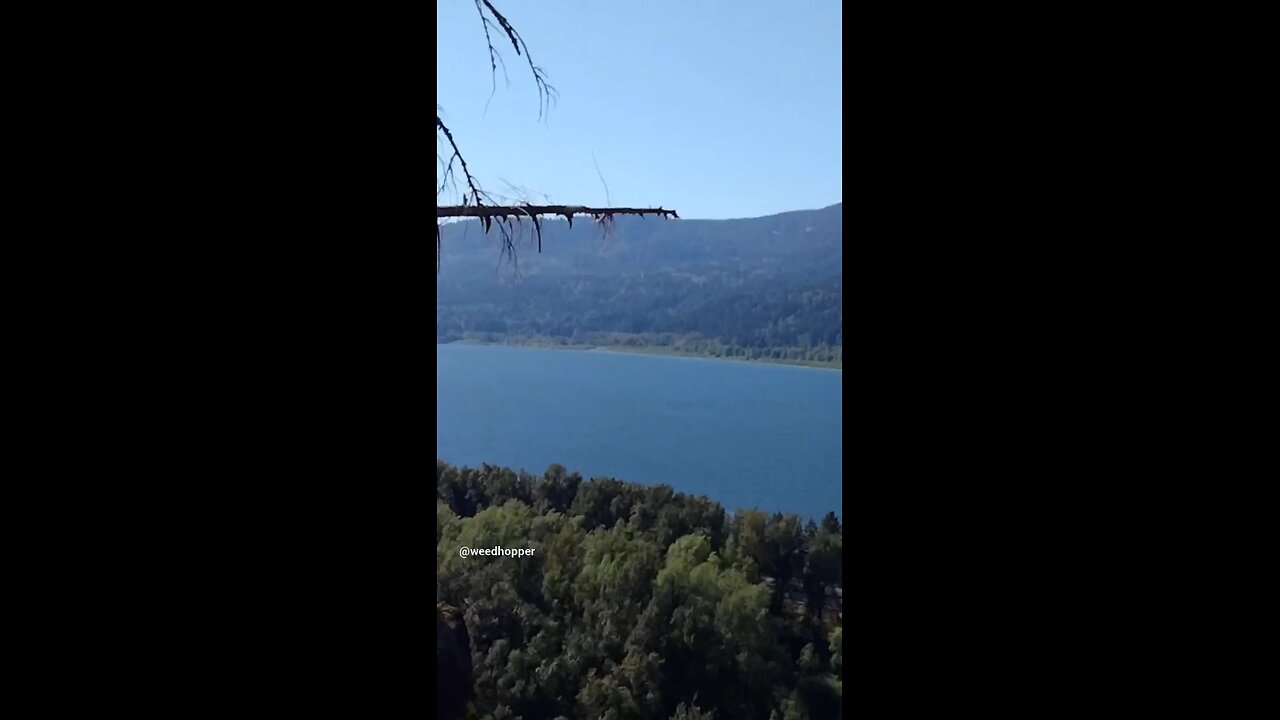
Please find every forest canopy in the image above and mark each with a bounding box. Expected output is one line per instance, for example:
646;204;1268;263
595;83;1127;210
437;460;843;720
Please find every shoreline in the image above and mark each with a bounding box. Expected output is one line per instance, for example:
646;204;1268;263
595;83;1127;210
439;338;842;370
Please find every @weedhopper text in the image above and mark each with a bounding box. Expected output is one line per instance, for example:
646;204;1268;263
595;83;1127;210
459;546;536;558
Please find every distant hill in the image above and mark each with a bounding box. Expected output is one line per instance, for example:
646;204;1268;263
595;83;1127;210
436;204;843;364
438;203;841;276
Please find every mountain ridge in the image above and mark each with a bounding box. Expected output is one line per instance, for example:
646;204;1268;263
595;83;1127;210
436;203;842;364
437;203;841;277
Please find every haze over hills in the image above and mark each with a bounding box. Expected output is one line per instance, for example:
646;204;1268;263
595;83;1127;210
438;203;841;275
436;204;843;365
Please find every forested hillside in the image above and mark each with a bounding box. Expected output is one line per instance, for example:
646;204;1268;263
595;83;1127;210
436;205;842;366
437;461;843;720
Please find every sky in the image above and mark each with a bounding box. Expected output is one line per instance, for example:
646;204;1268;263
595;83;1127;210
437;0;842;220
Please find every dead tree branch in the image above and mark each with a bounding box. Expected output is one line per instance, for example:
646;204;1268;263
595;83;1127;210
475;0;556;119
437;206;678;261
436;115;484;207
436;2;670;272
437;206;679;222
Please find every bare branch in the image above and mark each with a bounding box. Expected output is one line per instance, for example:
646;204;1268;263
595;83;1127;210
474;0;500;101
476;0;557;119
436;206;677;271
436;3;670;274
438;206;679;222
436;115;485;208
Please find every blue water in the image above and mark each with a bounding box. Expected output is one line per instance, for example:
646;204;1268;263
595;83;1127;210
437;343;842;521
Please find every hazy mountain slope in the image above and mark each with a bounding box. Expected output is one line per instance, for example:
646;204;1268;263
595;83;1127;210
436;204;843;360
437;203;841;277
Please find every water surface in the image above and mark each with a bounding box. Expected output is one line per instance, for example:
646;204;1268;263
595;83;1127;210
437;343;842;520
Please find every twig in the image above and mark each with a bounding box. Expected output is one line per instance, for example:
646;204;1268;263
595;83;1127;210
591;151;612;207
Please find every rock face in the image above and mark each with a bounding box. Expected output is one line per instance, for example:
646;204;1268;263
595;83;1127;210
436;603;473;720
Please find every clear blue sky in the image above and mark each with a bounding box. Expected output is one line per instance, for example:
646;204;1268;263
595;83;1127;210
436;0;842;220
